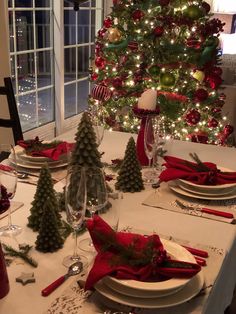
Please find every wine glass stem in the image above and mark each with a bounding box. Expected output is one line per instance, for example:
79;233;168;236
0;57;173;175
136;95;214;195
73;230;79;258
148;158;152;168
7;206;12;228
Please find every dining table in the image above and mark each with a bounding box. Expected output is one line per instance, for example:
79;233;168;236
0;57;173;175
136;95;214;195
1;128;236;314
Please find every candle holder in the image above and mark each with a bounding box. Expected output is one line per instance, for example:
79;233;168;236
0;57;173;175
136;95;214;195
133;106;160;166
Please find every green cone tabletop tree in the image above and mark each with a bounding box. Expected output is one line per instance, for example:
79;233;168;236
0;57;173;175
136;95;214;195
28;164;61;231
67;112;103;208
35;198;64;253
115;137;144;192
89;0;234;145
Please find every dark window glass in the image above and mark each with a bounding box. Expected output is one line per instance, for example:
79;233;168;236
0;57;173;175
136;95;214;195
64;47;76;82
64;10;76;45
78;45;89;78
38;88;54;125
65;83;76;118
78;10;89;44
18;92;37;131
37;50;53;88
15;0;33;7
36;11;51;48
15;11;34;51
17;53;35;93
77;79;89;112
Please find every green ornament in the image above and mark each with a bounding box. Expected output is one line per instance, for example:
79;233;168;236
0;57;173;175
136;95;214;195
160;73;176;87
184;5;203;20
205;36;219;47
148;65;161;76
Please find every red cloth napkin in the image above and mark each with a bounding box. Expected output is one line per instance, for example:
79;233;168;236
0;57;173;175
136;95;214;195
160;156;236;185
84;215;201;291
18;140;73;161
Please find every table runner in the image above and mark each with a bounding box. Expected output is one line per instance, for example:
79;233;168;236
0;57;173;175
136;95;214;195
45;238;225;314
143;183;236;224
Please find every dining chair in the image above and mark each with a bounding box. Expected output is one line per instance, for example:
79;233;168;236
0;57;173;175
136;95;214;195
0;77;23;144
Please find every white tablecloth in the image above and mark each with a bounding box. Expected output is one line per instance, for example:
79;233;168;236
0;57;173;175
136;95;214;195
1;129;236;314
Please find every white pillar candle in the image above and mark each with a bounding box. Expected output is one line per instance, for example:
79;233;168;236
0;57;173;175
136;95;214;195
137;89;157;110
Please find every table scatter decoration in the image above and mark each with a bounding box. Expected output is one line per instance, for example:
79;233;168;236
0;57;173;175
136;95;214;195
16;272;35;286
2;243;38;268
35;198;64;253
28;164;61;232
115;137;144;192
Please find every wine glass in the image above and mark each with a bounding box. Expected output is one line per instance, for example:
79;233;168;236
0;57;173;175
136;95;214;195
0;144;22;236
63;166;88;268
143;116;159;183
79;166;108;252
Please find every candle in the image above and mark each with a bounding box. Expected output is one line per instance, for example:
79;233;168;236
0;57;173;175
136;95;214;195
137;89;157;110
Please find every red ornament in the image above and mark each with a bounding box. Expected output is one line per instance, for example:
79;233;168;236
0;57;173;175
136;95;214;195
185;109;201;125
103;17;112;29
206;74;222;89
189;131;208;144
159;0;170;6
186;37;201;49
211;107;222;114
132;9;144;21
153;26;164;37
95;56;105;69
219;93;226;100
91;84;112;101
97;28;107;38
211;66;222;76
112;77;123;88
202;1;211;14
90;73;98;81
223;125;234;135
194;88;208;102
128;41;139;51
208;118;218;128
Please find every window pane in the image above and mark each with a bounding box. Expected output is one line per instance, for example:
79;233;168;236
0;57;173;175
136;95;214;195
78;46;89;79
15;11;34;51
15;0;33;7
17;53;35;93
90;44;95;60
65;83;76;118
80;1;90;7
35;0;50;7
77;79;89;112
10;55;16;92
64;0;73;7
64;47;76;82
18;92;37;131
9;11;14;52
38;88;54;125
36;11;51;48
91;10;95;42
78;10;89;44
8;0;12;7
37;50;53;88
64;9;76;45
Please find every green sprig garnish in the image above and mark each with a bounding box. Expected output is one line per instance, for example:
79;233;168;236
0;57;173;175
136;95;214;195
2;243;38;268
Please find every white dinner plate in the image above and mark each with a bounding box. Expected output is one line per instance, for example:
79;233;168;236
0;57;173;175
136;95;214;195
95;271;204;309
177;181;236;197
10;158;68;170
178;167;236;194
104;239;195;298
169;183;236;200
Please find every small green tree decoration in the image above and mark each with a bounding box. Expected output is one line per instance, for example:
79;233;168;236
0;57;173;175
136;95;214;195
35;198;63;253
28;163;61;231
68;112;103;208
115;137;144;192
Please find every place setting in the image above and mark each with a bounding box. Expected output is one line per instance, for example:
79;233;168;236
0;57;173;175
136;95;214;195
142;153;236;223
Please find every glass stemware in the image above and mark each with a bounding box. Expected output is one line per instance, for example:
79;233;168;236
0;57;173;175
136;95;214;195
63;166;88;268
0;144;22;236
143;116;159;183
79;166;108;252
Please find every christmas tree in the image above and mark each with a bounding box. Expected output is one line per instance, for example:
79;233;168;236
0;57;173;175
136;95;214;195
28;164;61;231
115;137;144;192
89;0;234;145
35;198;64;253
67;112;103;209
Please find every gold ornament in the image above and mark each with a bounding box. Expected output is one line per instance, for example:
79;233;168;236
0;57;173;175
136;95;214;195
192;70;205;83
107;27;122;43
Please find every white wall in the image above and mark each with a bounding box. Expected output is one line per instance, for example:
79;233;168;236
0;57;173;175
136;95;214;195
0;0;14;144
